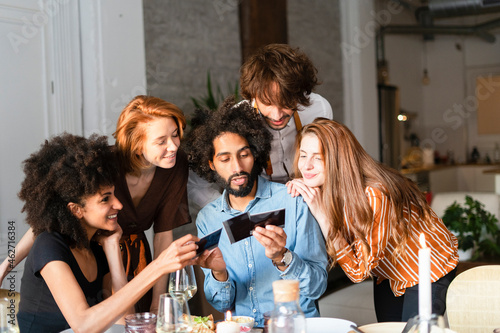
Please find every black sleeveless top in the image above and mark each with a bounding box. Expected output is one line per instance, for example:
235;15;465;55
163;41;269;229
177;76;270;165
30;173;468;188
18;231;109;333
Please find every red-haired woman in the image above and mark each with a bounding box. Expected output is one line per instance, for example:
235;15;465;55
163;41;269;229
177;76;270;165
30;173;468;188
112;95;191;312
287;118;458;322
1;96;191;312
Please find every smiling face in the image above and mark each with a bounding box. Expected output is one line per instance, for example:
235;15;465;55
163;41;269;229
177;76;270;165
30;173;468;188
141;117;180;169
298;133;325;188
209;132;257;198
77;186;123;235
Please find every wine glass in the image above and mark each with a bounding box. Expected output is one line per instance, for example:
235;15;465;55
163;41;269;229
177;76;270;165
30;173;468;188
168;265;197;301
156;292;193;333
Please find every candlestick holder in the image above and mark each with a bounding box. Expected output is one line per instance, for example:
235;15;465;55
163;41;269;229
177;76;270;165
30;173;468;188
403;314;448;333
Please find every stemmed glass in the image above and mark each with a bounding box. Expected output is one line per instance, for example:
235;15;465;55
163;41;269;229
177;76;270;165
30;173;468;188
168;265;197;301
156;292;193;333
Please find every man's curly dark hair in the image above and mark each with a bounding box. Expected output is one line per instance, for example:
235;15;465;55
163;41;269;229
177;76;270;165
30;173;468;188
18;133;118;249
184;97;272;183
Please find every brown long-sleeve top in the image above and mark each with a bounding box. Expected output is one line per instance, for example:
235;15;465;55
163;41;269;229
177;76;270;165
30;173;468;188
336;186;459;296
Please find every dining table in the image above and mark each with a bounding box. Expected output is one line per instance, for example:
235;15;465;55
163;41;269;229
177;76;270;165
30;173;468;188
59;317;462;333
60;324;265;332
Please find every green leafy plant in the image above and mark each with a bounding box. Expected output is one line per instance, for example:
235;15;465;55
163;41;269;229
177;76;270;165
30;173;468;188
442;195;500;261
191;71;239;111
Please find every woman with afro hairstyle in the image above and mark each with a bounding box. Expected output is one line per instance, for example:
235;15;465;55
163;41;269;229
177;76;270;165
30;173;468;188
287;118;458;322
1;96;192;312
16;133;197;333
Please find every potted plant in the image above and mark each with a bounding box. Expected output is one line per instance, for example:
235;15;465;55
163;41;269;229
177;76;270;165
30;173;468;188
442;195;500;261
191;71;239;111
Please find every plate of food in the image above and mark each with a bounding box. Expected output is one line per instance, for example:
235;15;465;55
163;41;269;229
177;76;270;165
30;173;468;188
190;314;216;333
306;317;356;333
189;314;260;333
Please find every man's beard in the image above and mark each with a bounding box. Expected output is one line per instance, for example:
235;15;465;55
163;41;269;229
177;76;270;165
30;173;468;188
214;165;260;198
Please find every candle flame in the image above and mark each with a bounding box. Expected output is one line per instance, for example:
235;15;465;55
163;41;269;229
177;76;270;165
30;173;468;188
419;233;426;248
226;310;232;321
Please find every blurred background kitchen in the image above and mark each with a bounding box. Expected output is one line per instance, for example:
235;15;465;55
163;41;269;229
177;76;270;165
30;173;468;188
1;0;500;292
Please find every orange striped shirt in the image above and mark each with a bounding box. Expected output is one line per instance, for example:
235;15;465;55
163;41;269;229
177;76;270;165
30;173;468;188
336;186;459;296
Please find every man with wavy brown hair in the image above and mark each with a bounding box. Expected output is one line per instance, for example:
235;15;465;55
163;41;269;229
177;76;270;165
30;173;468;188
187;44;333;218
240;43;333;183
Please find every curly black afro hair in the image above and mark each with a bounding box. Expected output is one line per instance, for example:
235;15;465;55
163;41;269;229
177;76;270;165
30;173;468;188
183;96;272;183
18;133;118;248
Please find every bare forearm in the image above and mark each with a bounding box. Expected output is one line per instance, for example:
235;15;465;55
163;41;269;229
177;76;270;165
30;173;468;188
47;234;198;333
102;242;128;294
151;231;174;311
72;261;163;333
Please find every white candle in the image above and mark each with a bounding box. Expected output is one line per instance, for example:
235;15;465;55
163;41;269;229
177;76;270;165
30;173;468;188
418;233;432;321
217;311;240;333
217;321;240;333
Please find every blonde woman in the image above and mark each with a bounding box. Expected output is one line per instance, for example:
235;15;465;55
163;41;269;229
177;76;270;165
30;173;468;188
287;118;458;322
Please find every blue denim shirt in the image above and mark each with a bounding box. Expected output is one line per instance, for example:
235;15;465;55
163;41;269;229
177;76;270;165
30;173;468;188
196;176;328;327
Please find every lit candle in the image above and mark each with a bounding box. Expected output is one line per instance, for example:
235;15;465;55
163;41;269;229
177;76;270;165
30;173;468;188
418;233;432;321
217;311;240;333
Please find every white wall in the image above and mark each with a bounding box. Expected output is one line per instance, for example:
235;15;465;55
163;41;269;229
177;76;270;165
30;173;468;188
81;0;147;139
340;0;379;159
382;6;500;164
0;0;84;290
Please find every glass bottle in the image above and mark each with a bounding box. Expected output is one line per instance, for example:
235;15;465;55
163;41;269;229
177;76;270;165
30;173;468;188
269;280;306;333
471;146;480;163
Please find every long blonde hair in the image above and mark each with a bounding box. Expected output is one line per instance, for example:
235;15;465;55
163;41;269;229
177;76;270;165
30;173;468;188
293;118;432;267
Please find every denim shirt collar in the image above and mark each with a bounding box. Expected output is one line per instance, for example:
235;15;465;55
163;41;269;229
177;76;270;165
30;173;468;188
217;176;272;215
